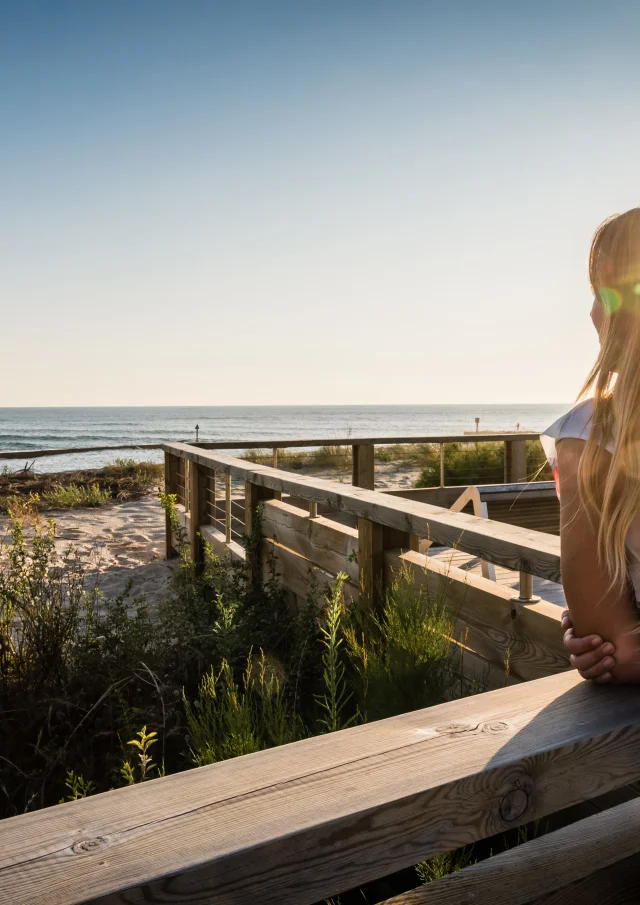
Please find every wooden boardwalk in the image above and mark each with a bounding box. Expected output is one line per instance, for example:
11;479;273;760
429;546;566;607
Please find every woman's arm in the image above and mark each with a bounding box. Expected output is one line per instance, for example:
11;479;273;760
557;437;640;683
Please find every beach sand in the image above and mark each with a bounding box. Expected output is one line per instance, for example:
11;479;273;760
0;463;424;604
0;496;178;604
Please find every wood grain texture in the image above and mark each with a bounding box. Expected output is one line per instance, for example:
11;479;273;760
163;445;561;582
263;537;359;604
5;673;640;905
352;443;375;490
387;550;567;681
380;796;640;905
359;516;385;607
188;462;207;568
505;438;528;483
261;499;359;583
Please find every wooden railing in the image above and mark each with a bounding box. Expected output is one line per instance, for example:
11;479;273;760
0;431;539;485
4;672;640;905
4;444;640;904
164;443;563;688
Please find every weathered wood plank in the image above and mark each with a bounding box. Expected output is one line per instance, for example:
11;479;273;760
505;438;528;483
200;524;245;561
188;461;207;568
261;499;359;583
263;537;359;604
387;550;567;681
352;442;375;489
4;673;640;905
380;796;640;905
163;445;561;582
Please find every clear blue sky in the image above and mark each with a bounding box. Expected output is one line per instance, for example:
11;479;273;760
3;0;640;406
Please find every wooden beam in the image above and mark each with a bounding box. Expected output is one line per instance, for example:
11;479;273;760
359;516;385;609
164;451;179;559
379;796;640;905
5;674;640;905
163;445;561;582
261;499;359;584
188;462;207;569
352;443;375;490
505;439;528;483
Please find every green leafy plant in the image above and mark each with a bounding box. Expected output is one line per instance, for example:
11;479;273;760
120;726;161;784
316;573;357;733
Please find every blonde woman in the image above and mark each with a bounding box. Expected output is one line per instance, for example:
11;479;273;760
544;209;640;683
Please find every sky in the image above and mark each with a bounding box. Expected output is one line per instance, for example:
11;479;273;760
2;0;640;407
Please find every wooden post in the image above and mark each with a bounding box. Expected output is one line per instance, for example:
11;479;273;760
164;452;179;559
309;500;318;518
505;439;527;483
352;443;375;489
245;480;275;584
272;448;282;500
189;461;207;571
383;525;420;554
439;443;445;487
359;517;385;611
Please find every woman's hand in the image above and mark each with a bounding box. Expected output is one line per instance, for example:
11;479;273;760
561;609;616;683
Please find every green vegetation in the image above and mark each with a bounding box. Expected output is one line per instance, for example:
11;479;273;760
0;495;534;903
0;458;165;514
411;440;551;487
242;444;352;472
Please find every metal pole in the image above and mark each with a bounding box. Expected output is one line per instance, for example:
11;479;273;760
514;570;539;603
225;473;232;544
195;424;199;442
439;443;445;488
309;501;318;518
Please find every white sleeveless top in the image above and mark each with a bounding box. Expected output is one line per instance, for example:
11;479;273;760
541;400;640;601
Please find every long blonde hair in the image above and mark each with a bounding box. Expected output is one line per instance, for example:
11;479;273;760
579;208;640;588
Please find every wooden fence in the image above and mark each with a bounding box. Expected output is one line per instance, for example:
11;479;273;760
164;443;564;686
0;431;538;486
6;444;640;903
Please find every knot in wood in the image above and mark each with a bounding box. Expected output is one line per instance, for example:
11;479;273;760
499;787;529;822
434;723;474;736
482;720;509;734
72;836;108;855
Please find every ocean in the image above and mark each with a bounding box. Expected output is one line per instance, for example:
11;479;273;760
0;404;570;472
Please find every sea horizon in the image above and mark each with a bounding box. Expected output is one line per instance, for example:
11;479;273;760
0;403;570;472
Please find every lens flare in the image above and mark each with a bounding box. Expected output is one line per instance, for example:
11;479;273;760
599;286;622;315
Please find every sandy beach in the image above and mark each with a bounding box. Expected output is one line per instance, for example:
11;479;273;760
0;460;426;605
0;496;178;604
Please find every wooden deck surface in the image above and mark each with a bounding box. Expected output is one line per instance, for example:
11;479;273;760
429;546;566;607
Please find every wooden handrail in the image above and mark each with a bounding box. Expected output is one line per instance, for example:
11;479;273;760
163;443;561;581
380;794;640;905
0;432;540;460
3;673;640;905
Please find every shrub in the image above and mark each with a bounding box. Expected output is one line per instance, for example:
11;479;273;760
41;482;111;508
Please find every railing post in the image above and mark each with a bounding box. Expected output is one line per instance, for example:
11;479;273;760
309;501;318;518
359;517;385;611
513;570;540;603
272;447;282;500
439;442;445;487
505;439;527;483
245;480;275;584
164;451;179;559
352;443;375;489
189;460;207;571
